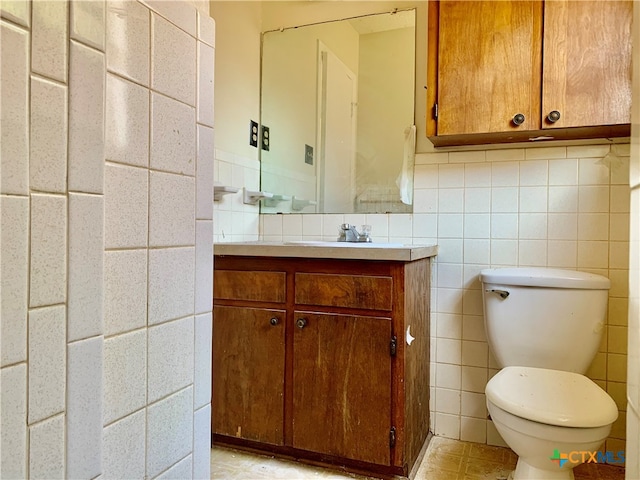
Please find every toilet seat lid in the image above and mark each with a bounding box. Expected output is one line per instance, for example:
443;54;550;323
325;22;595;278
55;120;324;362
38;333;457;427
486;366;618;428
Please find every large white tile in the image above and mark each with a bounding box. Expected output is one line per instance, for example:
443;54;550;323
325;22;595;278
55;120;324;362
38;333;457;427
197;41;214;127
156;455;192;480
197;10;215;47
105;163;148;248
106;0;149;85
67;336;103;479
196;125;214;220
30;194;66;308
151;13;196;106
578;185;610;213
149;171;195;247
195;221;213;315
0;0;30;27
194;313;212;408
105;74;149;167
1;20;29;195
69;40;105;194
148;317;194;402
104;250;147;337
30;77;67;193
29;414;65;480
70;0;105;51
148;247;195;325
0;364;27;479
0;196;28;366
102;410;146;480
28;305;66;423
193;405;211;480
104;329;146;424
150;92;196;175
147;387;193;478
31;0;68;81
519;159;548;186
146;0;196;37
68;193;104;342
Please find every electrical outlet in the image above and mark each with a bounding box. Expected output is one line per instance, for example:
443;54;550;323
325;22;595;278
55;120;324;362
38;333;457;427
305;144;314;165
261;125;270;151
249;120;259;147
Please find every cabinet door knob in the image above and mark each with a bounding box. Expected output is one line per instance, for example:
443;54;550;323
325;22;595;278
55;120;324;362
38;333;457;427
269;317;279;326
512;113;525;126
547;110;561;123
296;318;307;329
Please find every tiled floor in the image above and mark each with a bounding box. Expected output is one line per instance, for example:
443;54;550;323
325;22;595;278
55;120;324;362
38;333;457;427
211;436;626;479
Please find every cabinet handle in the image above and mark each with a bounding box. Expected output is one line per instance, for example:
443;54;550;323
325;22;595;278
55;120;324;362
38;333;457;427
269;317;279;326
296;318;307;329
512;113;525;126
547;110;561;123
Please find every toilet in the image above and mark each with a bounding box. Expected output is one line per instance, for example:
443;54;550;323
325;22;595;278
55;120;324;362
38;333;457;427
480;267;619;480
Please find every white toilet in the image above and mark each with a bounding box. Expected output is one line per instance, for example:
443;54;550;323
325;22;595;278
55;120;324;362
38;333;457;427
480;267;619;480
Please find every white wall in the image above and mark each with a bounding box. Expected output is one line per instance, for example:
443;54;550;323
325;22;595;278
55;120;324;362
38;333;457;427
625;2;640;478
0;1;214;478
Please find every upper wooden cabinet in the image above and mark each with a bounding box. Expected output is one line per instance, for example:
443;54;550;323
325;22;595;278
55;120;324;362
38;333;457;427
427;0;632;147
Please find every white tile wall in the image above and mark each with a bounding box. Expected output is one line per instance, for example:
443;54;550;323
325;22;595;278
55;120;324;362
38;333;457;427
1;2;214;479
28;305;66;424
105;73;150;167
103;329;147;425
29;414;65;480
0;364;27;479
104;250;148;337
148;317;195;402
193;404;212;479
30;77;67;193
151;92;196;175
102;410;146;480
68;193;104;342
106;0;150;86
149;171;196;246
1;20;29;195
68;40;105;194
31;0;67;82
194;313;213;408
0;195;28;366
105;163;149;248
151;13;196;106
147;387;194;478
29;194;66;308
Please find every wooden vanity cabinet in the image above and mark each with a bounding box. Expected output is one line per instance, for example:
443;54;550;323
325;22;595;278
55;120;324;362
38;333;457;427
212;255;431;478
427;0;632;147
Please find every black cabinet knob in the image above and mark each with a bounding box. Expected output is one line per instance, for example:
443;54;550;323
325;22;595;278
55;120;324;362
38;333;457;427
547;110;561;123
269;317;279;326
512;113;525;126
296;318;307;329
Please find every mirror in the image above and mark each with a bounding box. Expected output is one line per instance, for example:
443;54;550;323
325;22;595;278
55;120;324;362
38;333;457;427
259;10;416;214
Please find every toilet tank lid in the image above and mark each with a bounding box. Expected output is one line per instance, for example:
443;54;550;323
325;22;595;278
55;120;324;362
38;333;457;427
479;267;610;289
486;366;618;428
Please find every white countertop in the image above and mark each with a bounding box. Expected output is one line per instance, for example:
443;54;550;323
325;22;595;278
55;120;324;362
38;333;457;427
214;241;438;262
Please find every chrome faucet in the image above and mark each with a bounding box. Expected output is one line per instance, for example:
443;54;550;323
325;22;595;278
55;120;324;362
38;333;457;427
337;224;372;243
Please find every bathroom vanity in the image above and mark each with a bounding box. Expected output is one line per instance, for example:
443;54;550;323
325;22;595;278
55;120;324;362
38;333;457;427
212;242;437;478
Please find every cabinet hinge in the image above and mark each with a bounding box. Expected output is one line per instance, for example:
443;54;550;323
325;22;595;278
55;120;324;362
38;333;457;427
432;103;438;121
389;426;396;448
390;336;397;356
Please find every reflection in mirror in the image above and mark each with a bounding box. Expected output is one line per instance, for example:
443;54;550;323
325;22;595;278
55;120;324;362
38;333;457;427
260;10;416;214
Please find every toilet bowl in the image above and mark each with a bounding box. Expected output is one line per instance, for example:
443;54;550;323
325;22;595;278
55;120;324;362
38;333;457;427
486;366;618;480
479;268;618;480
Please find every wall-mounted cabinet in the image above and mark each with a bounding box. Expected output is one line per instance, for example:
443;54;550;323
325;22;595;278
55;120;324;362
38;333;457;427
426;0;632;147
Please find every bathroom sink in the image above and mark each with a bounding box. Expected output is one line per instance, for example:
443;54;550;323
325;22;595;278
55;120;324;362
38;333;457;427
283;241;405;247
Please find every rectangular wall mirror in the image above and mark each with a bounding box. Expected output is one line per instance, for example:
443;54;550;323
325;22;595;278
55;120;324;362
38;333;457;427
260;9;416;214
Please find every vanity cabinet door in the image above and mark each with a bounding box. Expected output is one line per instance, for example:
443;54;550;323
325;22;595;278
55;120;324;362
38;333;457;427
212;305;286;445
291;311;393;465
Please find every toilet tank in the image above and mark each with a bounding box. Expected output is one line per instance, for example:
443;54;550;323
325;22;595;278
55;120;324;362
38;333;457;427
479;268;610;374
